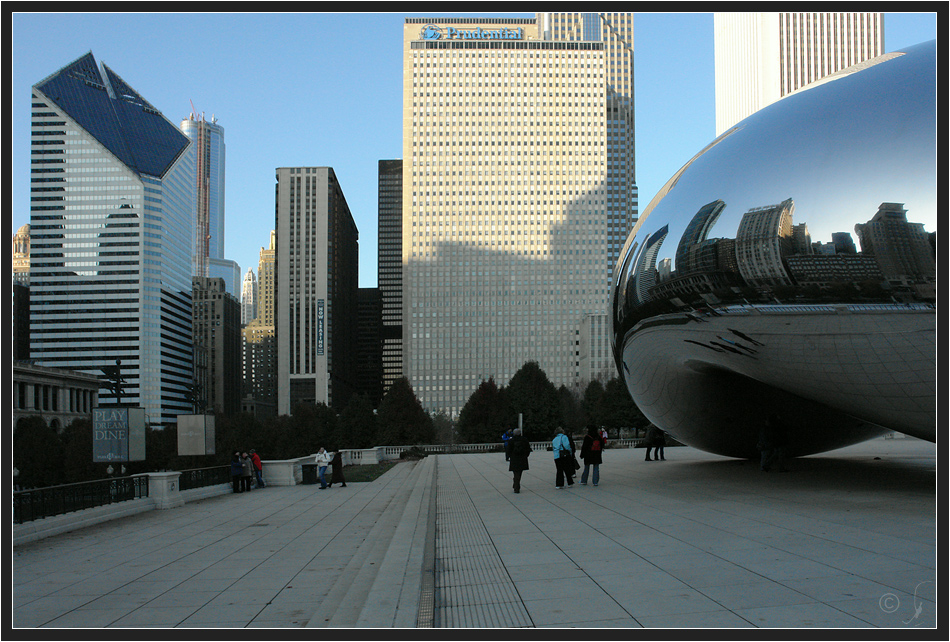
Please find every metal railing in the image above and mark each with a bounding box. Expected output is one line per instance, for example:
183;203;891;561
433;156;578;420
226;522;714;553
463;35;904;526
177;466;230;491
13;475;149;524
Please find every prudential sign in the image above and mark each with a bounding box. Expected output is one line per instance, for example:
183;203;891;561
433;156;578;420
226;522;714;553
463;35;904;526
420;24;524;41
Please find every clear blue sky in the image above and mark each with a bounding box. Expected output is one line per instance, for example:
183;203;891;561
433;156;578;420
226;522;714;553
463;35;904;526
10;12;937;288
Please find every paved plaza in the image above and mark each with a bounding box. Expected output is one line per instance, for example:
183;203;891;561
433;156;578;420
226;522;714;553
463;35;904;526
12;438;937;629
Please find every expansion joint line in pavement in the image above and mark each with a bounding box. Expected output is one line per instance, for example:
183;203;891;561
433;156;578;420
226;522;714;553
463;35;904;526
416;456;438;628
432;456;534;627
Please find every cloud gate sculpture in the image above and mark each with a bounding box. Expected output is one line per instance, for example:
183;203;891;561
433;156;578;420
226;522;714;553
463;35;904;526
610;41;936;459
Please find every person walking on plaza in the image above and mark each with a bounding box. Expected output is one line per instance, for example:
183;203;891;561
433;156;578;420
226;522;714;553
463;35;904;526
240;452;254;492
315;446;332;489
552;428;575;489
502;429;513;461
250;449;265;488
645;424;666;461
328;447;347;488
579;425;604;486
508;428;531;493
230;452;244;493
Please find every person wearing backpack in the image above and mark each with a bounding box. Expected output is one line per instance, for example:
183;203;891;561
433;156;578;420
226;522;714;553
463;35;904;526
552;428;575;489
579;425;604;486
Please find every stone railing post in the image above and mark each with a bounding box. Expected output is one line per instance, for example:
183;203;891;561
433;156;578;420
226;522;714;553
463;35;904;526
261;457;310;486
136;472;184;510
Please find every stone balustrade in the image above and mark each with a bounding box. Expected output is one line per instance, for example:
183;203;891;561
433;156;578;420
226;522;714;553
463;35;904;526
13;439;646;546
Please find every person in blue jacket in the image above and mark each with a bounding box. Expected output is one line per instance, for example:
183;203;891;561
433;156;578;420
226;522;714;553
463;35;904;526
552;428;575;489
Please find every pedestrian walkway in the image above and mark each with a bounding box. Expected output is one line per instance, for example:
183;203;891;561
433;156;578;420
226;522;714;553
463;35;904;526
11;438;936;629
433;438;936;628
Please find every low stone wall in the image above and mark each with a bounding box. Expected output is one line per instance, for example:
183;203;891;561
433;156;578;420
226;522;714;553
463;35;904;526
13;440;650;547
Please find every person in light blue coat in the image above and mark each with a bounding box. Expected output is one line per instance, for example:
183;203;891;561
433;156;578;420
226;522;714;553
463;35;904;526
552;428;575;489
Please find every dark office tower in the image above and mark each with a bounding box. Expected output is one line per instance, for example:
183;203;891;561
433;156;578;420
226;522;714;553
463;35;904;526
276;167;359;414
192;277;242;416
357;287;384;407
29;53;195;424
377;159;403;395
831;232;857;255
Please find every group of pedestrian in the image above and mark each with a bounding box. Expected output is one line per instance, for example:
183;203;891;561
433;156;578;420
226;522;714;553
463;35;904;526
506;425;610;493
644;425;666;461
315;446;347;490
230;449;266;493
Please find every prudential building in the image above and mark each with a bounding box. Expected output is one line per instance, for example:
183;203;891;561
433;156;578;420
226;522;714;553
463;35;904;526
402;14;636;415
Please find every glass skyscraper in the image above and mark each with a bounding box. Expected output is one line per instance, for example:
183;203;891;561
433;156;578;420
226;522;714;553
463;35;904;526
180;112;241;298
29;53;195;425
180;113;226;277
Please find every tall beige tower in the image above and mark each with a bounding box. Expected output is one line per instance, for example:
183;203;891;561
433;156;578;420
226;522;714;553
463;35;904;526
714;12;884;135
402;16;625;414
241;231;277;416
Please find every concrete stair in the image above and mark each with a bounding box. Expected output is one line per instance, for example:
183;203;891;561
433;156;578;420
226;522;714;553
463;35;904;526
306;455;437;628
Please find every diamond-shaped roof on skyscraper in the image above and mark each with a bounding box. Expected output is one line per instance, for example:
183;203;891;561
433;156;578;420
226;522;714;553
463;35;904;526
34;52;190;178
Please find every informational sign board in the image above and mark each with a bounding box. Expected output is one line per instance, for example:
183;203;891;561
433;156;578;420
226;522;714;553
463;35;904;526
177;414;216;456
93;407;146;462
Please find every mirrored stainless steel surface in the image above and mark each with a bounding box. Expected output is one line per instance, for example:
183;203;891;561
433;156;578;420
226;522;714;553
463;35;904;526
611;40;936;459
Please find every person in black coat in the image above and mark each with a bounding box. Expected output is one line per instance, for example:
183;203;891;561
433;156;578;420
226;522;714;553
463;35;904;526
645;425;666;461
230;452;244;493
328;448;347;488
579;425;604;486
508;428;531;494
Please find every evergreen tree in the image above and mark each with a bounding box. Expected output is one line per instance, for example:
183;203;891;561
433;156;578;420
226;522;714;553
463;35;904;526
457;378;511;444
376;377;434;446
582;379;606;428
430;410;456;447
337;393;377;449
59;418;99;483
557;385;584;434
13;416;65;488
505;361;561;442
602;376;649;437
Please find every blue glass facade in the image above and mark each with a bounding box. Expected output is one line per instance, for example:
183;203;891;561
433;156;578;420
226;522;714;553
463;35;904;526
30;53;195;425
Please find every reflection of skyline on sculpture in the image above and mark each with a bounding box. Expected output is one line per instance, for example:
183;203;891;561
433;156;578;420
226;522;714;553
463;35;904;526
624;43;936;250
610;41;936;459
618;197;935;331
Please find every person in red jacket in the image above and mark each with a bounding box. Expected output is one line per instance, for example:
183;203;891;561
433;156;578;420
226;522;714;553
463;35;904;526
250;449;266;488
579;425;604;486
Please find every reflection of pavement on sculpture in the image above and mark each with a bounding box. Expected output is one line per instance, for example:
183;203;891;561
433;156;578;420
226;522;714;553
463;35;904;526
620;305;935;458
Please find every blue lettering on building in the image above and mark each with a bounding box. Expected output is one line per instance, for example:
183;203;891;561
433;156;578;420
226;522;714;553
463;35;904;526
421;25;524;41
